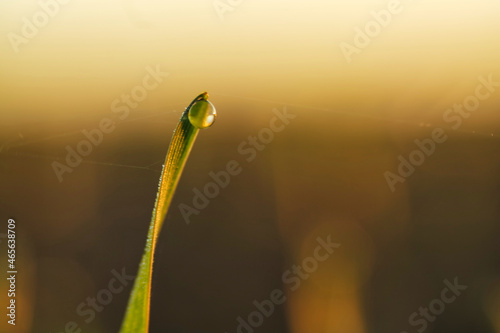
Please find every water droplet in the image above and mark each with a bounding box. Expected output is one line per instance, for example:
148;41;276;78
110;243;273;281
188;99;216;129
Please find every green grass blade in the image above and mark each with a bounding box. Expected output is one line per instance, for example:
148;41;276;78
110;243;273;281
119;92;216;333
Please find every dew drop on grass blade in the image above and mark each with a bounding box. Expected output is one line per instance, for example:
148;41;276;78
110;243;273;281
119;92;216;333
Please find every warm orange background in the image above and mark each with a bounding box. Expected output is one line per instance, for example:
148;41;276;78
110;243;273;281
1;1;500;333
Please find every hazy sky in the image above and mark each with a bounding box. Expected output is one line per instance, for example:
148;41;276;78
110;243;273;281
1;0;499;123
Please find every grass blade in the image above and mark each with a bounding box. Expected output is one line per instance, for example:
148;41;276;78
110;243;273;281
119;92;216;333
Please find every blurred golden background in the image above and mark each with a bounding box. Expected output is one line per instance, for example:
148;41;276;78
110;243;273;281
1;1;500;332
